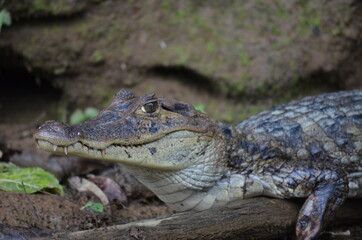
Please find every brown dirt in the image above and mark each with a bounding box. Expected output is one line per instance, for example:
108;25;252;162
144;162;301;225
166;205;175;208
0;123;173;233
0;1;361;239
0;190;172;231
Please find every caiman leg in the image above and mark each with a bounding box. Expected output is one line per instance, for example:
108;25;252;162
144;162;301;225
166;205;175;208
296;168;349;239
256;159;349;240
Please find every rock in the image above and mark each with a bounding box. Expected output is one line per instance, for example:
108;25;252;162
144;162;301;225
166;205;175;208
3;0;89;20
0;1;361;105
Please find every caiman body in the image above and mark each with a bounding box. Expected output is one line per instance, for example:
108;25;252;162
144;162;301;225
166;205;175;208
34;89;362;240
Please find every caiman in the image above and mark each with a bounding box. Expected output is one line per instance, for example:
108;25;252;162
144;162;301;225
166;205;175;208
34;89;362;240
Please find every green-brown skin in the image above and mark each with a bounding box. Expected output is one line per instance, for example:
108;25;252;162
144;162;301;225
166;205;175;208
34;89;362;240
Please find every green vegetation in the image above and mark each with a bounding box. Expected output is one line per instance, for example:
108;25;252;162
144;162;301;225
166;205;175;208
0;9;11;32
0;0;350;113
297;1;321;37
161;1;171;10
33;0;46;11
222;106;234;123
194;104;205;113
206;41;216;53
0;163;63;195
239;51;250;67
69;107;100;124
89;50;105;65
169;45;190;65
31;0;85;16
80;201;104;213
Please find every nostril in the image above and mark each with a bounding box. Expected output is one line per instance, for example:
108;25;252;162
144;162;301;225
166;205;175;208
34;120;76;145
35;120;70;138
76;131;84;139
40;121;67;132
43;120;61;125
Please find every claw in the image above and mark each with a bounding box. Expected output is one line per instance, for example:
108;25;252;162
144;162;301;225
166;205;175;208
100;149;104;157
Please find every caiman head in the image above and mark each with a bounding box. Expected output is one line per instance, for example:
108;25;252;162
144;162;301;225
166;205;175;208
34;89;225;170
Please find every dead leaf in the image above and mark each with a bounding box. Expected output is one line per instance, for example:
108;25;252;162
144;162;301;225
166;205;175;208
68;176;109;205
87;174;128;206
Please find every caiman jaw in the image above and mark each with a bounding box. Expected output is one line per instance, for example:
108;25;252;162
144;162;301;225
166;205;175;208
34;121;212;170
34;89;219;170
35;138;153;157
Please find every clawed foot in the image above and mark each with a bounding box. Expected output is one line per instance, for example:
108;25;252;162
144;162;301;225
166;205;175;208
296;169;348;240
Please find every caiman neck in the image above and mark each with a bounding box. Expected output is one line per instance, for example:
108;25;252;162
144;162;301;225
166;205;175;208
124;137;229;211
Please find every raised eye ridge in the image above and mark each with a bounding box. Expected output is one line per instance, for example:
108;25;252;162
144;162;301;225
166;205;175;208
141;101;159;113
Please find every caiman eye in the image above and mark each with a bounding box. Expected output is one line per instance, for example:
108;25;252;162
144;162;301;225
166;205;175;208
141;101;159;114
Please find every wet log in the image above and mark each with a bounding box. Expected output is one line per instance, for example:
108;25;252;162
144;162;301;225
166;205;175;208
35;198;362;240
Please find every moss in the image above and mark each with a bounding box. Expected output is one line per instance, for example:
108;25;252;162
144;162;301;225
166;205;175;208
1;0;353;108
188;27;198;36
89;50;105;65
161;1;171;10
193;16;207;29
272;24;282;35
231;82;246;97
93;86;114;106
206;41;216;53
169;46;190;65
24;0;87;17
121;48;131;58
331;28;341;36
33;0;46;11
242;72;251;82
219;82;229;96
239;52;250;67
274;2;287;20
75;22;90;34
221;105;234;123
297;2;322;37
95;75;104;82
257;86;266;95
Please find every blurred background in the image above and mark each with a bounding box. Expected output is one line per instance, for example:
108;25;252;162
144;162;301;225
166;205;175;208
0;1;362;238
0;0;361;126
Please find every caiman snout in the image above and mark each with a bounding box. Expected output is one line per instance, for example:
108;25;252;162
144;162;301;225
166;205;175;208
37;120;68;134
34;120;78;146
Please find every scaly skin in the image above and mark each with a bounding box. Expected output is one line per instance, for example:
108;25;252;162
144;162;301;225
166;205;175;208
34;89;362;240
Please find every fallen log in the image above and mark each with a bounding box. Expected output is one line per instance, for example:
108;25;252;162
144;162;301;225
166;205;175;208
35;198;362;240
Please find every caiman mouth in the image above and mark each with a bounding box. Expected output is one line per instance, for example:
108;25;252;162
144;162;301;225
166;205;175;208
34;127;211;170
33;87;217;169
35;138;152;157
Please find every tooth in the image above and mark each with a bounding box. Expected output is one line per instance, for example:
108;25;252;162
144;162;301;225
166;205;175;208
100;149;105;157
53;145;57;152
64;146;68;155
35;140;40;149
